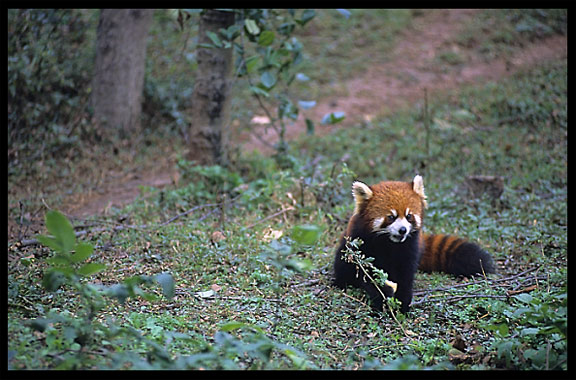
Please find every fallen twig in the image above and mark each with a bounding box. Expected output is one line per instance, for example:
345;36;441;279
411;266;544;307
13;226;132;249
413;266;541;296
507;284;538;296
290;279;321;288
412;293;508;307
158;203;219;226
242;206;295;230
10;196;240;249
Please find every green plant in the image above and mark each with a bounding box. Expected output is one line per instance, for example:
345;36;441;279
176;160;243;200
8;11;567;370
238;9;321;164
484;289;567;370
171;322;314;369
28;210;175;369
180;9;347;165
8;10;96;165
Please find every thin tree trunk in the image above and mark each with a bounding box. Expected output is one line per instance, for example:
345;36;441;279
188;10;235;166
91;9;153;134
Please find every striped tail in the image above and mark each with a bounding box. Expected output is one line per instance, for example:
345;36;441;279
419;234;495;276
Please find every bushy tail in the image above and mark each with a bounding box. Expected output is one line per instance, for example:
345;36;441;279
419;234;495;276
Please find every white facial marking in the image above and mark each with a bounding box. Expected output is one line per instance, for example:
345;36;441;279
385;217;412;243
372;217;385;231
390;209;397;217
413;213;422;227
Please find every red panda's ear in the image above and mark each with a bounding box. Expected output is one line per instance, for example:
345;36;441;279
412;175;428;209
352;181;372;214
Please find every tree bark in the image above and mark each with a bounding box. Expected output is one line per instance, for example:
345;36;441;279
91;9;153;134
188;10;235;166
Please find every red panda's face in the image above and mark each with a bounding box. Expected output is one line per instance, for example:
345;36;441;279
352;176;427;243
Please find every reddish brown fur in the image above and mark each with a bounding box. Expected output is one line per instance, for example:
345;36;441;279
334;177;495;313
357;181;425;229
419;234;464;272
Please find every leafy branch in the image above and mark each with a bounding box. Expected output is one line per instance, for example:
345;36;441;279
340;237;410;337
182;9;348;164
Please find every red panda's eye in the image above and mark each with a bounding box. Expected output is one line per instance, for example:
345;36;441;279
387;215;396;222
406;213;413;222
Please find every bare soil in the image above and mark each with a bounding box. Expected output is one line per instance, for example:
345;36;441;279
240;9;567;153
63;9;568;219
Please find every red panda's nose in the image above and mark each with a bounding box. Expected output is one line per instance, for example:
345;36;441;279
398;226;407;235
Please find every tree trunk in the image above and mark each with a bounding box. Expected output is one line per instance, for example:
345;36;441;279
188;10;235;166
91;9;153;134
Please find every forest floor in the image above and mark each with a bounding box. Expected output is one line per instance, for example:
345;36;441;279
8;9;568;370
58;9;566;221
9;9;567;235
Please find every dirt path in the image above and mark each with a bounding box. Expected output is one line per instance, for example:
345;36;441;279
63;168;175;218
240;9;567;153
66;9;567;218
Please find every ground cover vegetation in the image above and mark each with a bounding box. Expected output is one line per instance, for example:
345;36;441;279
8;9;567;370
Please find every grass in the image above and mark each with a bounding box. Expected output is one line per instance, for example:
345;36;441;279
8;56;567;369
8;9;567;370
456;9;567;60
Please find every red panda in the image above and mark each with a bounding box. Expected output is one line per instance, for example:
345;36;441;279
333;175;495;313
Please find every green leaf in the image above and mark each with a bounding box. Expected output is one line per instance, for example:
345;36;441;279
135;289;158;302
250;86;270;98
258;30;275;46
29;318;51;332
106;284;130;304
154;272;175;299
286;258;314;273
496;340;515;362
523;348;546;368
206;31;223;48
520;327;540;336
220;321;265;334
278;98;298;120
292;224;321;245
70;243;93;263
260;71;277;90
36;235;66;255
245;19;260;35
43;210;76;254
297;9;316;25
321;111;346;124
46;255;71;267
245;55;261;74
219;321;248;331
282;347;311;369
513;293;534;304
42;269;68;292
305;118;315;136
77;263;106;277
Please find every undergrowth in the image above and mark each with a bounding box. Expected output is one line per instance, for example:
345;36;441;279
8;57;567;370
